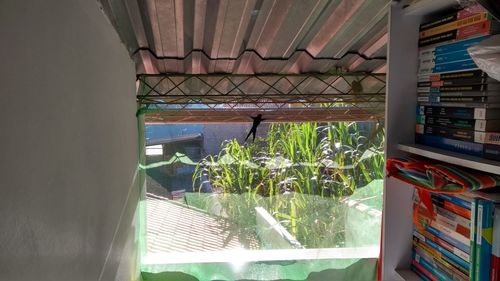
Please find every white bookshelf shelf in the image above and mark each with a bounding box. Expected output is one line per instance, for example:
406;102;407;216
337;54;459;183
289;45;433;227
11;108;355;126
396;269;423;281
403;0;457;16
398;143;500;175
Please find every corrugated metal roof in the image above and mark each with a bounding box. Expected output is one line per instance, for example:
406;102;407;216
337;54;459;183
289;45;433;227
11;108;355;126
100;0;389;75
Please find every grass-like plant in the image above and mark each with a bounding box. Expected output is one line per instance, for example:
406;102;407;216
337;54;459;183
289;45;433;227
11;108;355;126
192;121;384;248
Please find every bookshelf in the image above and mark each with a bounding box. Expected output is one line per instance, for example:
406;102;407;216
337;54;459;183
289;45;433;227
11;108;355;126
382;1;500;280
398;143;500;175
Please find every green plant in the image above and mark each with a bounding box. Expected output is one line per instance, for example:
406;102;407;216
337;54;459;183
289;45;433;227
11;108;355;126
193;121;385;248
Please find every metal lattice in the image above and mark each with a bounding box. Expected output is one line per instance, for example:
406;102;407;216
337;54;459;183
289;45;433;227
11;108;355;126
137;73;386;123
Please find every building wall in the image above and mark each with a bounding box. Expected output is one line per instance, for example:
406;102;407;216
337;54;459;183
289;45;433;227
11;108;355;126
0;1;139;280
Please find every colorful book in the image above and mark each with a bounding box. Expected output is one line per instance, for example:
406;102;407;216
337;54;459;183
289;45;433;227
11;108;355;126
417;77;497;87
417;115;500;132
419;4;487;31
414;232;471;276
413;251;455;281
414;231;470;271
432;194;472;219
417;95;500;104
420;12;492;38
418;60;478;74
416;124;500;144
417;106;500;119
419;20;500;47
419;37;490;59
419;49;472;65
411;264;434;281
419;223;470;262
491;205;500;281
419;101;500;109
418;69;490;83
470;199;478;281
475;199;494;281
412;259;439;281
418;84;500;93
435;205;471;239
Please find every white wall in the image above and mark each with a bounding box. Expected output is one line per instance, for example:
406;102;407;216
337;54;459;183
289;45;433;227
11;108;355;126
0;1;139;280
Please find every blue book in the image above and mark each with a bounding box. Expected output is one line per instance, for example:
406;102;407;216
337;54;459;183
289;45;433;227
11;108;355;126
433;194;472;210
420;50;473;67
434;36;489;56
431;61;478;74
426;225;470;254
415;133;484;157
435;50;471;65
475;199;494;281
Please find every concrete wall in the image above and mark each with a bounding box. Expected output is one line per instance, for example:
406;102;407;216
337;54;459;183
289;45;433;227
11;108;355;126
0;1;139;280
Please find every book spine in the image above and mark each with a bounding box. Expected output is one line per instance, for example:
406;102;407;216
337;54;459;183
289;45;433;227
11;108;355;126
415;133;484;157
419;101;500;109
419;36;489;58
457;20;497;40
470;199;477;281
419;60;478;74
418;69;488;83
484;144;500;161
417;77;494;87
429;85;492;92
415;231;470;270
414;251;454;281
475;200;494;281
420;13;490;39
412;260;439;281
427;224;471;254
483;133;500;146
418;115;499;131
419;4;486;31
435;50;472;64
411;264;433;281
436;205;471;239
491;206;500;281
419;50;472;65
417;105;500;119
419;91;499;97
421;224;470;262
419;21;495;48
431;194;472;219
414;234;470;276
434;194;472;210
418;105;474;118
418;96;491;104
416;124;478;143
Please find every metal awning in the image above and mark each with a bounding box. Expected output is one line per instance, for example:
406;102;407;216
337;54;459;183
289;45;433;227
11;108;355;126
100;0;389;122
99;0;389;75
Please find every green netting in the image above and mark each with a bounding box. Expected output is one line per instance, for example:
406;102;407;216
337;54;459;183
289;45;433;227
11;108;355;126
141;258;377;281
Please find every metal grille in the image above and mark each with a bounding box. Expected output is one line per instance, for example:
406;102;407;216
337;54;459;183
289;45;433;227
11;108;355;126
138;73;385;123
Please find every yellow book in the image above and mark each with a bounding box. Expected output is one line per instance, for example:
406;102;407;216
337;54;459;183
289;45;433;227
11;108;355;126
419;13;490;39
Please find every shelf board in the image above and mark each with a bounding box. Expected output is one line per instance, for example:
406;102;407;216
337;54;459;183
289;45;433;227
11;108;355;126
398;143;500;175
403;0;457;16
395;269;422;281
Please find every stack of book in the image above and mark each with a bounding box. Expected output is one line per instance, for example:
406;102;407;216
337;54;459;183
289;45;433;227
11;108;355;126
415;4;500;161
411;192;500;280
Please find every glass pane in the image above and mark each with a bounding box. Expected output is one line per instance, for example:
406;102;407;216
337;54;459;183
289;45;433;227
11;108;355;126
143;121;384;280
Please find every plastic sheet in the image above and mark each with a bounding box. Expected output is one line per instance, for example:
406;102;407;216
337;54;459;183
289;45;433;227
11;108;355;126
468;35;500;82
